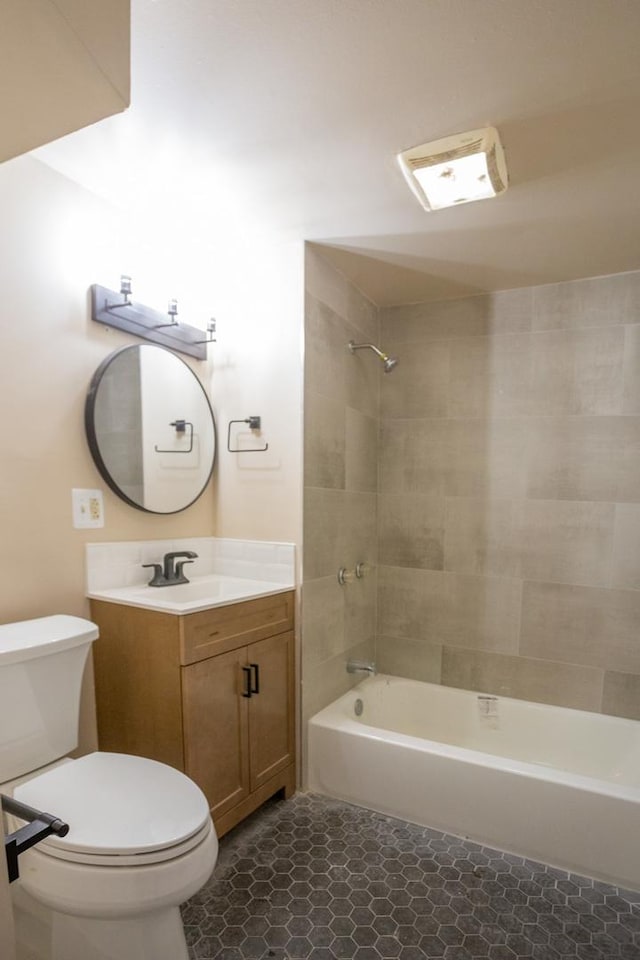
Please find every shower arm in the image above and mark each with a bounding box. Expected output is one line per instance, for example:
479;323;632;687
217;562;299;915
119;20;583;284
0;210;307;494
348;341;387;361
347;340;398;373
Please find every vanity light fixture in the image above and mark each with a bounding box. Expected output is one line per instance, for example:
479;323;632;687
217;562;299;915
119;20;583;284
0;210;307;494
397;126;508;211
104;274;133;313
194;319;216;344
91;277;216;360
154;298;180;329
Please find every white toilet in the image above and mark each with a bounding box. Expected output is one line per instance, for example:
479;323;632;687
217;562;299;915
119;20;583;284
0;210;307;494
0;614;218;960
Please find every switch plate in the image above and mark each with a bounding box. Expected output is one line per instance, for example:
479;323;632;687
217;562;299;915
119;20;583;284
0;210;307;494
72;488;104;529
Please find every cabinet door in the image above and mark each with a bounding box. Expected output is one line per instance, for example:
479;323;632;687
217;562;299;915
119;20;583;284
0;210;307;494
248;631;295;791
182;647;250;820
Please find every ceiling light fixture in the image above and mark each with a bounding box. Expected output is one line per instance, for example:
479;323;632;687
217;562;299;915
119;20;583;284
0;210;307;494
397;126;508;211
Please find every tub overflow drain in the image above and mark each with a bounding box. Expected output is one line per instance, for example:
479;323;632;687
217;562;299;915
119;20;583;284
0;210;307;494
354;698;364;717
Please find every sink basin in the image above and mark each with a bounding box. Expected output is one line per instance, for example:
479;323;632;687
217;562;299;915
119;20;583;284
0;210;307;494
88;574;293;614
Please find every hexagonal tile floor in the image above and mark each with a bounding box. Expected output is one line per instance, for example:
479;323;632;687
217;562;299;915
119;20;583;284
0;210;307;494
183;793;639;960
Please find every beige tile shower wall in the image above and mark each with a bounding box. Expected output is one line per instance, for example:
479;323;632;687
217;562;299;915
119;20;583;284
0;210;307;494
378;271;640;720
302;248;379;730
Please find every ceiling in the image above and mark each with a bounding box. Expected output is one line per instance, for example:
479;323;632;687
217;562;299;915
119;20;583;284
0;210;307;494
36;0;640;305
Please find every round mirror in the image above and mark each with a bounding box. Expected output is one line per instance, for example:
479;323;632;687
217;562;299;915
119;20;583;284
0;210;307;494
85;345;216;514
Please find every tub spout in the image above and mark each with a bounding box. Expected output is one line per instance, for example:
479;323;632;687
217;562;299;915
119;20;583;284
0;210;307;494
346;659;377;676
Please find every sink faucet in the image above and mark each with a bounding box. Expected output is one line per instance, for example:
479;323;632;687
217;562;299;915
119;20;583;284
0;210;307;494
143;551;198;587
346;659;377;676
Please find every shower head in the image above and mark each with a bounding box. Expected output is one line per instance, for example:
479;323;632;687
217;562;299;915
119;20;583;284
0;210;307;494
348;340;399;374
383;355;398;373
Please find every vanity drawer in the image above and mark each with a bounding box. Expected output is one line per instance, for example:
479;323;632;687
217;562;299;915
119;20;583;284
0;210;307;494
179;591;294;665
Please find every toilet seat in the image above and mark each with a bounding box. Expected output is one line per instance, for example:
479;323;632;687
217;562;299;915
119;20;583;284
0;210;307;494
28;819;214;867
13;752;211;866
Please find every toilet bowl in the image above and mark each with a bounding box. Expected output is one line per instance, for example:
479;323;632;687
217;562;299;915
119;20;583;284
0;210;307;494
0;615;218;960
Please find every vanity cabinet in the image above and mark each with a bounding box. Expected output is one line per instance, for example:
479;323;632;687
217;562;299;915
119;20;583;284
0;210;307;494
90;591;295;836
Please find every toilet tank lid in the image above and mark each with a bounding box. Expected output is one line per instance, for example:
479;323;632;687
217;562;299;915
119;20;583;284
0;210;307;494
0;615;98;665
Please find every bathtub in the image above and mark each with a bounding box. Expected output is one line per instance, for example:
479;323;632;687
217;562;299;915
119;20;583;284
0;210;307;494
307;674;640;891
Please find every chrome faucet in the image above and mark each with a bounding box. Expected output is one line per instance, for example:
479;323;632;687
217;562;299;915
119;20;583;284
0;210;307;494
143;551;198;587
346;659;377;676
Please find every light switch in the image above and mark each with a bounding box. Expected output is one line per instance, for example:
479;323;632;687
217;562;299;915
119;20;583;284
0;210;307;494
72;488;104;529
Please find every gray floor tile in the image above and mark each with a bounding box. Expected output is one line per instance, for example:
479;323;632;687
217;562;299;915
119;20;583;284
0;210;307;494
184;794;639;960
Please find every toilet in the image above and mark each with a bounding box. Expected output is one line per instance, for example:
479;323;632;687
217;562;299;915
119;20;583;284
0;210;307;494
0;614;218;960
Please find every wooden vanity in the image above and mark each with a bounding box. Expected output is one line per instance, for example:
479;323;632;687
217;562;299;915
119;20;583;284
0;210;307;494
90;590;295;836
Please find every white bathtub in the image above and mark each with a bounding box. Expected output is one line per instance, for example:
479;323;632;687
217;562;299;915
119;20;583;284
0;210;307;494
307;674;640;891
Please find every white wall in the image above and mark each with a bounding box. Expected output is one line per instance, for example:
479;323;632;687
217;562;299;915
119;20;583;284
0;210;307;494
210;237;304;551
0;0;129;162
0;155;218;621
0;152;304;754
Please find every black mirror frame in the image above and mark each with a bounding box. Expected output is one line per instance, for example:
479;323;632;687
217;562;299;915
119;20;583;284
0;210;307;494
85;345;217;514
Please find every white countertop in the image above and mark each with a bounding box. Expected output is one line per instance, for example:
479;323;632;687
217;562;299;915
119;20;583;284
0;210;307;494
88;574;294;615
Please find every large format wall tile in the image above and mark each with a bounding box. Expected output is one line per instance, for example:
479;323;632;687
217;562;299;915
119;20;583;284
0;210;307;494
347;283;378;344
377;565;520;653
602;671;640;720
441;647;604;712
526;416;640;503
380;287;533;344
303;491;377;581
443;497;616;586
448;327;625;419
302;637;375;727
378;493;444;570
342;491;378;568
304;389;345;489
516;499;615;587
443;497;516;578
376;635;442;683
301;575;344;668
520;580;640;674
380;338;449;418
345;407;378;493
443;419;528;499
303;248;379;735
612;503;640;590
305;294;349;404
345;318;380;419
532;271;640;331
379;418;528;499
303;487;346;581
448;334;532;418
528;326;625;416
306;257;640;728
623;324;640;415
344;572;377;648
379;419;449;496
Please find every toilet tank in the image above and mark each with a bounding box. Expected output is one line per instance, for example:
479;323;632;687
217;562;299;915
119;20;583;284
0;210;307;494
0;615;98;783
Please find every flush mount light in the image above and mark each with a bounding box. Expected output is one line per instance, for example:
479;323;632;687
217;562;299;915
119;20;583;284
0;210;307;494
397;126;508;211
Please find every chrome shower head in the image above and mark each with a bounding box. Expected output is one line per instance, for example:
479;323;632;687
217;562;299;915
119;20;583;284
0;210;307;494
348;340;399;374
383;355;398;373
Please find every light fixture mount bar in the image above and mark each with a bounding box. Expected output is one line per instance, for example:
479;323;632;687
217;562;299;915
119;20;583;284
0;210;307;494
90;283;209;360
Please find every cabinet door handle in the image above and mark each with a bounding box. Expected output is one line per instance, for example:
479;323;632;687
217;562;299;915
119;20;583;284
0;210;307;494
249;663;260;695
241;665;252;698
